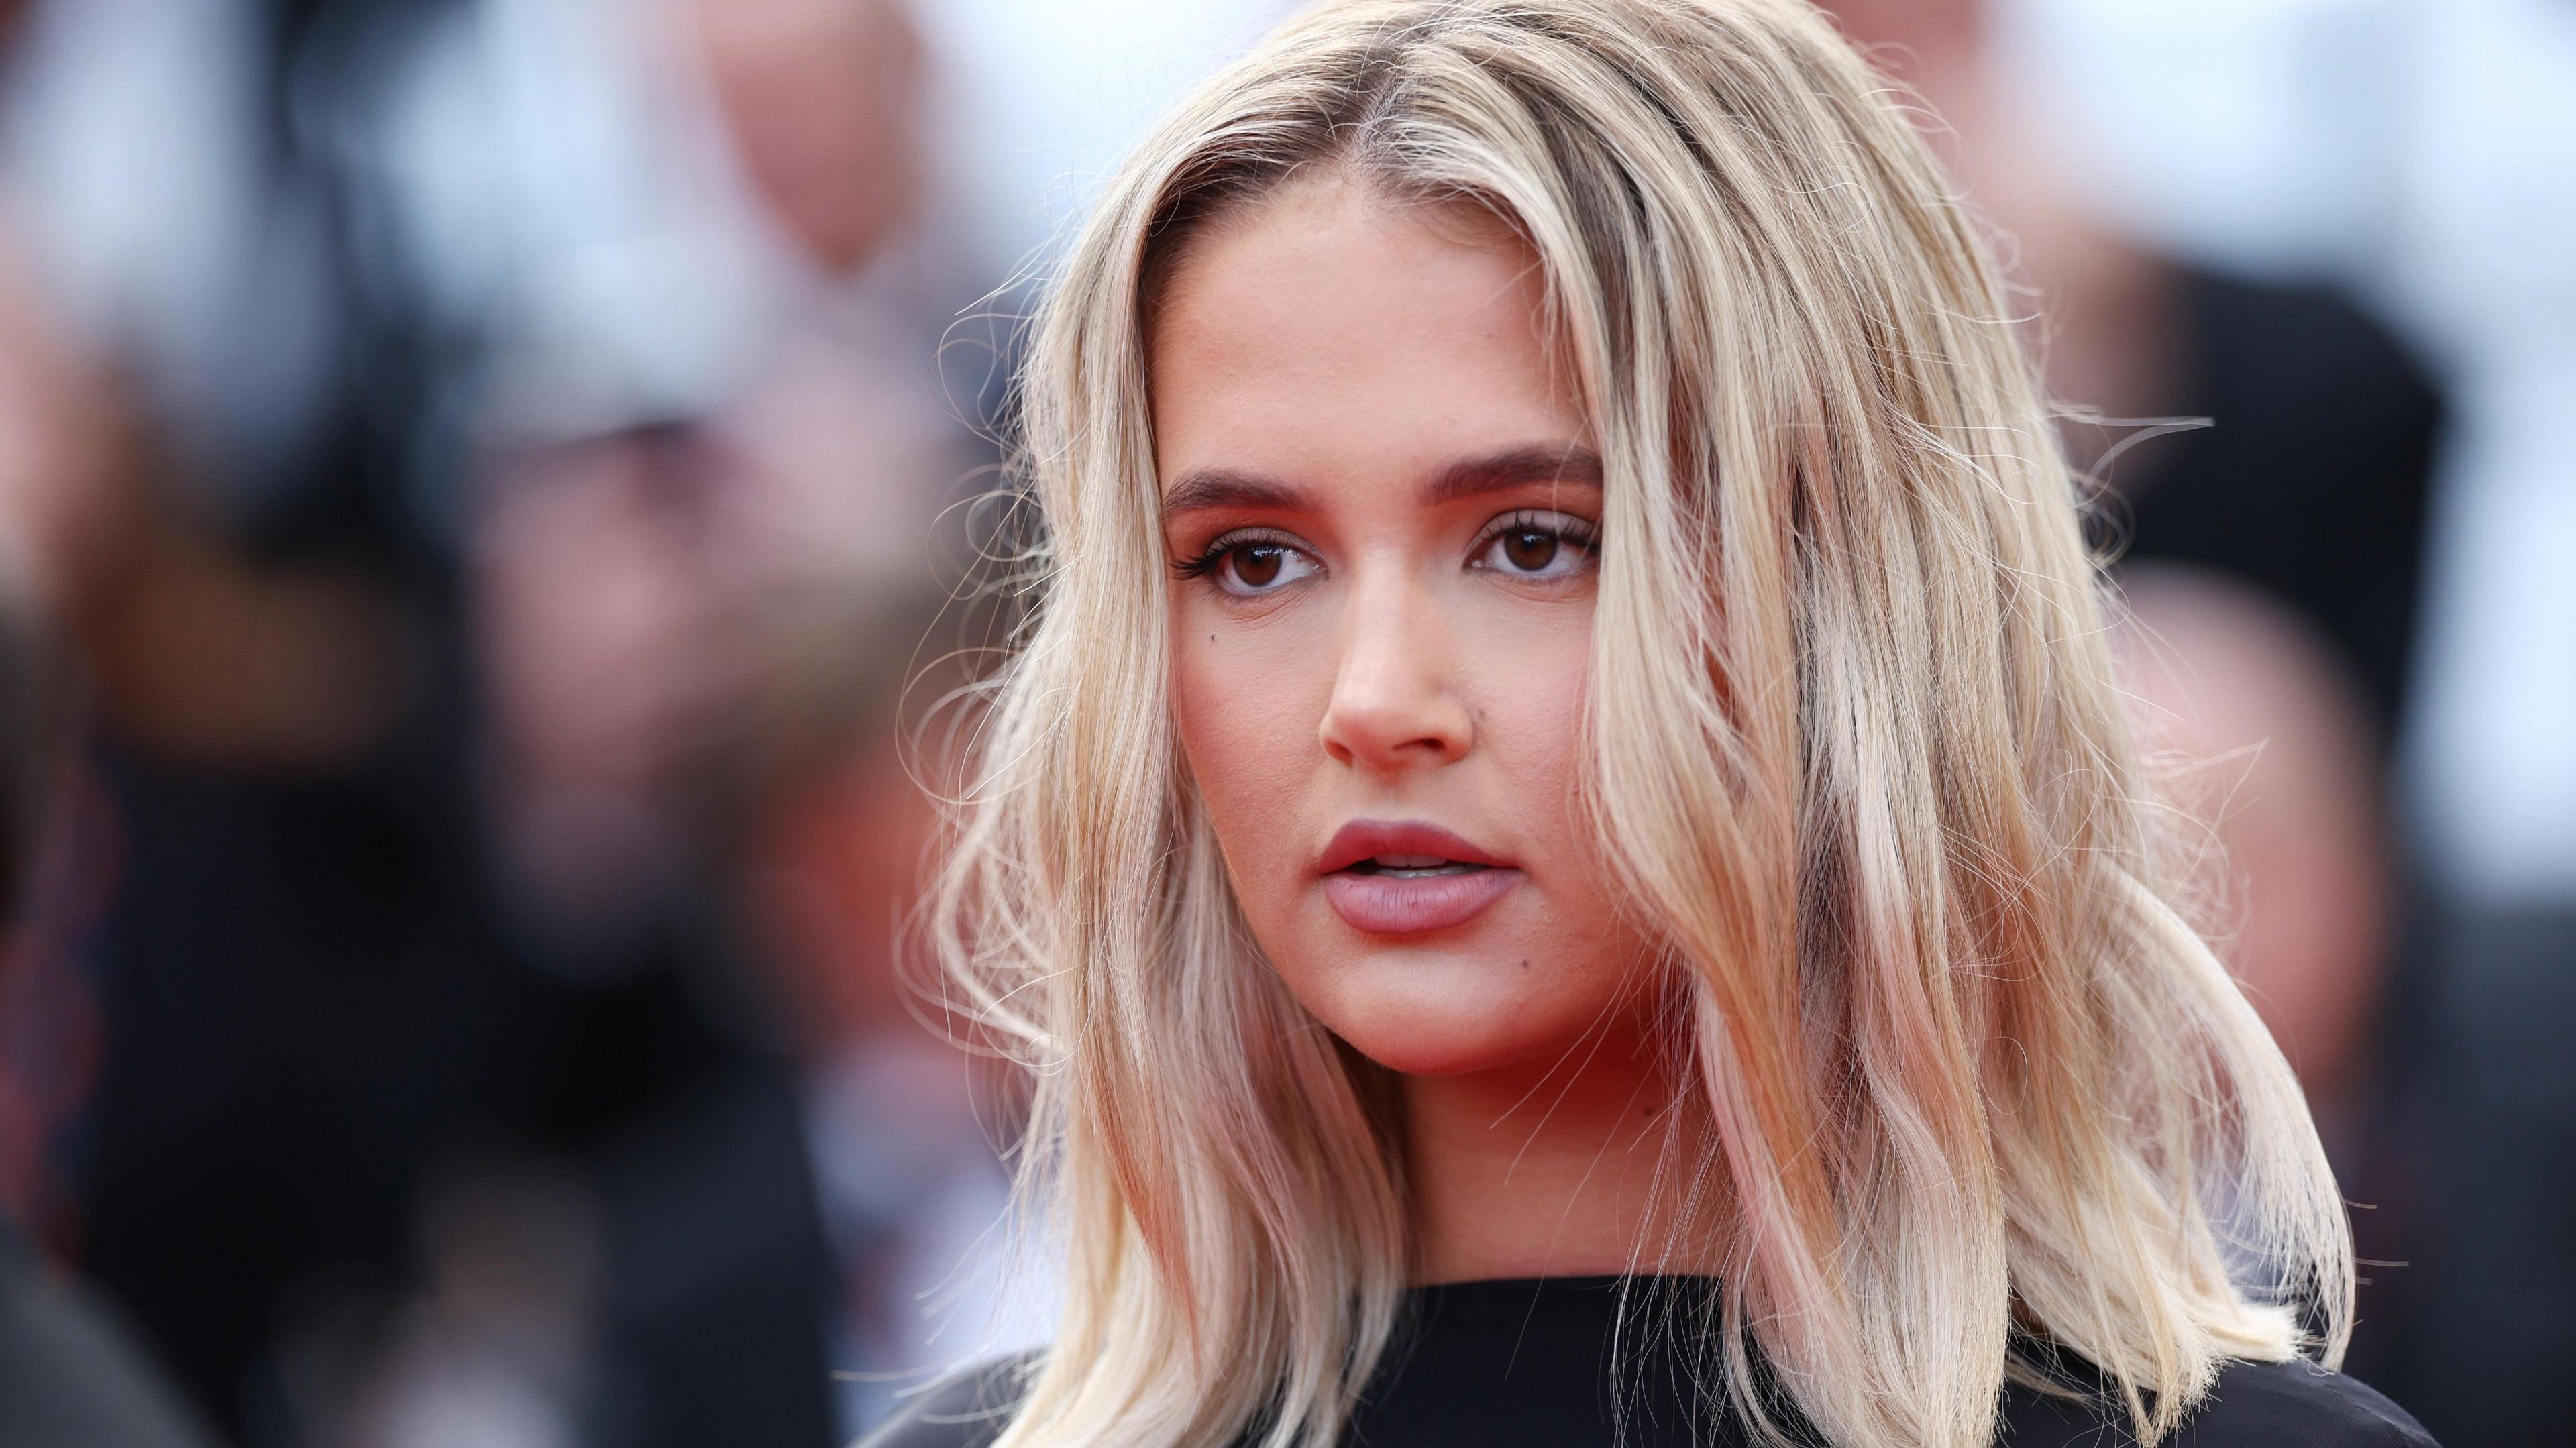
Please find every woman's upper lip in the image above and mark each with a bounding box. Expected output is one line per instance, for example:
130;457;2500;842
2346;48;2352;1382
1316;819;1511;875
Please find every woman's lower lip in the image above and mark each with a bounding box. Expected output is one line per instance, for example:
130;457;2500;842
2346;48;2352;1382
1322;867;1521;934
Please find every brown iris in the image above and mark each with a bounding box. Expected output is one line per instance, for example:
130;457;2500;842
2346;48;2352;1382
1501;528;1558;573
1231;545;1287;588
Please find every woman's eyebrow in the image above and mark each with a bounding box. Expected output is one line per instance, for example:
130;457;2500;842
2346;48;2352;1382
1160;444;1600;519
1423;442;1603;505
1159;469;1313;519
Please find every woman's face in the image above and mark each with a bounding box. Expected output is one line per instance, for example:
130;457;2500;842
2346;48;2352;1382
1152;172;1652;1077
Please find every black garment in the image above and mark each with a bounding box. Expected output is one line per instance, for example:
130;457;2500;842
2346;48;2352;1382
855;1276;2434;1448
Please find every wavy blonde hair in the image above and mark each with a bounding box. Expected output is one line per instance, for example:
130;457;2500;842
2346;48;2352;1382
927;2;2352;1445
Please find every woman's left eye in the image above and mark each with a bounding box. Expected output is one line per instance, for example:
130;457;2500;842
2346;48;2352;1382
1470;512;1598;579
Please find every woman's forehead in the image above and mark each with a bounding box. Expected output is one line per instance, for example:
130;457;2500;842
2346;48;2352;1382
1145;174;1585;503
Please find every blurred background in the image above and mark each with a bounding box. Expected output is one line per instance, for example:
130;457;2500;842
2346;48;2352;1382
0;1;2563;1445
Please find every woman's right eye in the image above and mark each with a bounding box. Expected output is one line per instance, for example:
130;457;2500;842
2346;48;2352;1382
1191;538;1322;596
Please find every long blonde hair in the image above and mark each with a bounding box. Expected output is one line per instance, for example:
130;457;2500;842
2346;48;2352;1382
927;3;2353;1445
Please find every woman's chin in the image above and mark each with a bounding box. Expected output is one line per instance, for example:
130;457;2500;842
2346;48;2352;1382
1250;892;1653;1078
1302;964;1603;1078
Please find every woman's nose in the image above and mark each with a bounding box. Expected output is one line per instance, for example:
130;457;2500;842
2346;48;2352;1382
1317;574;1473;772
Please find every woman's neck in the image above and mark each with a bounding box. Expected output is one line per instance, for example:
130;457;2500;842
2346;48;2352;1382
1401;1020;1718;1284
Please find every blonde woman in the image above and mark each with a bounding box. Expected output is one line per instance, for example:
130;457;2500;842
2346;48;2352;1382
869;1;2435;1445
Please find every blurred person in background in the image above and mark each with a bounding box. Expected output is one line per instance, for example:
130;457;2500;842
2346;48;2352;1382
0;518;217;1448
0;7;225;1435
1970;3;2576;1442
1822;0;2440;1390
1832;2;2576;1443
2092;5;2576;1441
0;0;1026;1445
0;0;557;1433
442;0;1045;1434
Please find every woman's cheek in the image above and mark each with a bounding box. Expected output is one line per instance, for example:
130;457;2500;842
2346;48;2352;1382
1462;602;1589;783
1171;595;1330;894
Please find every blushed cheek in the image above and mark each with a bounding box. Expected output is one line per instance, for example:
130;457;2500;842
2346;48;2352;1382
1466;610;1590;799
1466;608;1608;926
1169;599;1327;911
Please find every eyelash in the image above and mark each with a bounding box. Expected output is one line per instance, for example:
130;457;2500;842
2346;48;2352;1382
1174;512;1602;594
1467;510;1601;575
1171;528;1305;586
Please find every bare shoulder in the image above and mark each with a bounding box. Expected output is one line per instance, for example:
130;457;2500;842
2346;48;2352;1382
854;1353;1041;1448
1998;1355;2437;1447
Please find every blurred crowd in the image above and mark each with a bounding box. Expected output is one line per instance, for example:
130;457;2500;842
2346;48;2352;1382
0;1;2565;1447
